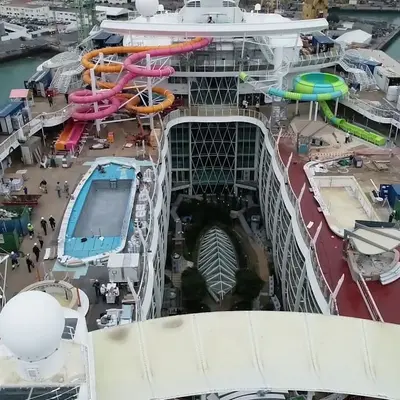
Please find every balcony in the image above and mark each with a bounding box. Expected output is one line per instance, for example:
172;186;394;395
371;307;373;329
291;48;344;71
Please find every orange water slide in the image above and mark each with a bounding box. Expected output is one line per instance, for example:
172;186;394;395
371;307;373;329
55;120;74;151
82;70;175;114
79;38;208;115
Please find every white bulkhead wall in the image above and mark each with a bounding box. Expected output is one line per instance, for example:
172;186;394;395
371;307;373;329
180;0;245;23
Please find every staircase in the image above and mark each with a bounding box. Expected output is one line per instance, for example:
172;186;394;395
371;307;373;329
50;63;85;94
339;57;378;91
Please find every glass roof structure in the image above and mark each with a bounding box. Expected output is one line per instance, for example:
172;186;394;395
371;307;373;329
198;226;238;301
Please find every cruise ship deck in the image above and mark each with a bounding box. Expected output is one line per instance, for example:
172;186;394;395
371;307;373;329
279;123;400;323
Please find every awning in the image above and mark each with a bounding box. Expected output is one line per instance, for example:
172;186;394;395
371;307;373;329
105;34;123;46
9;89;29;99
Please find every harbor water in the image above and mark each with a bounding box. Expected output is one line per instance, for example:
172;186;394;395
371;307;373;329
0;55;48;104
335;10;400;59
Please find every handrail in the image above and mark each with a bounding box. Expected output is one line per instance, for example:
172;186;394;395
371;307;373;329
344;95;400;121
275;134;337;313
357;274;384;322
162;107;338;315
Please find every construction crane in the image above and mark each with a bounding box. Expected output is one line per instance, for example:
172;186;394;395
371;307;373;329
75;0;97;43
302;0;328;19
257;0;280;13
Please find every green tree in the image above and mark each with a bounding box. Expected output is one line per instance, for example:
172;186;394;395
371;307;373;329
181;268;207;304
185;301;211;314
234;269;263;302
327;13;339;25
262;296;275;311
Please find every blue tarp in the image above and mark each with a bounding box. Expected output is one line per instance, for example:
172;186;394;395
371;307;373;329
312;35;335;45
0;101;23;118
105;35;123;46
93;31;112;41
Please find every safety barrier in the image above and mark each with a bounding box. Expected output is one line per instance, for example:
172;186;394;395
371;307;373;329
357;274;384;322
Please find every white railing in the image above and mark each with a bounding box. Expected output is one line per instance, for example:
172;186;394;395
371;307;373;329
163;107;338;315
357;274;384;322
292;48;344;69
342;95;400;127
135;119;165;320
0;134;20;161
18;104;75;141
172;57;270;73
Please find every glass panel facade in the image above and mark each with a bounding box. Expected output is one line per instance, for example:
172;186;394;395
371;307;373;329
198;226;237;300
168;118;323;314
169;122;259;194
0;387;79;400
190;77;238;105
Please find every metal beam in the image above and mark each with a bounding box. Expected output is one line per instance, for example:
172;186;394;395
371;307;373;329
354;222;400;242
349;231;391;253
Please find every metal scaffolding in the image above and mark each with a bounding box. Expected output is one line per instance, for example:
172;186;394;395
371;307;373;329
75;0;97;43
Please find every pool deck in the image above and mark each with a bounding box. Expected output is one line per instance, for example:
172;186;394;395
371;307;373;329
281;119;400;324
60;162;136;263
1;113;160;330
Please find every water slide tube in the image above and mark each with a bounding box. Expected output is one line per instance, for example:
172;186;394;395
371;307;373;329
55;120;87;151
65;122;86;151
70;38;212;121
239;72;385;146
55;120;73;151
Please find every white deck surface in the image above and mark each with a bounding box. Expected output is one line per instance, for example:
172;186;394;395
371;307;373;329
319;187;369;230
91;312;400;400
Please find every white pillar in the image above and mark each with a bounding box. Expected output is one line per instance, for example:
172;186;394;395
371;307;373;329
295;100;299;116
146;53;154;130
99;52;105;81
273;47;284;98
314;101;319;121
90;68;100;134
334;98;339;116
309;101;313;121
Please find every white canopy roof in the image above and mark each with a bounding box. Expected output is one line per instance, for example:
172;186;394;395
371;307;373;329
91;311;400;400
336;29;372;46
351;226;400;255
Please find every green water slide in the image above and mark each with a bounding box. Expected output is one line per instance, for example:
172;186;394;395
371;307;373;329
319;101;386;146
239;71;386;146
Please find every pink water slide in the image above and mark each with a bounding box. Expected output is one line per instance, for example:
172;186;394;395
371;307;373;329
69;38;212;121
65;122;86;151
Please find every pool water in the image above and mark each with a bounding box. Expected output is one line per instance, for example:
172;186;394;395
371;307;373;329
64;163;136;260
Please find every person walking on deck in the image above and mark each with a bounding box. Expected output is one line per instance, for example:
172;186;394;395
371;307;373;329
49;215;56;231
64;181;70;198
27;223;34;239
10;251;19;270
32;243;40;262
37;233;44;249
26;254;34;273
56;182;62;198
40;217;48;236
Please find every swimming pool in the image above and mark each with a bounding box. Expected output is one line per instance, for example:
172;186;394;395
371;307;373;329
59;161;136;263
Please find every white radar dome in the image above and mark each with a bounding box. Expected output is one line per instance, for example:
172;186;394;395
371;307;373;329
136;0;159;17
0;291;65;362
